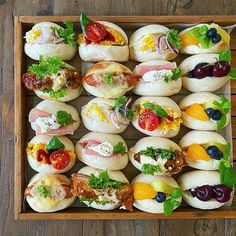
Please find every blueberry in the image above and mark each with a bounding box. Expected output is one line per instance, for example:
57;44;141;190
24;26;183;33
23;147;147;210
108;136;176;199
212;34;221;44
211;110;222;121
206;145;223;160
205;108;216;118
156;192;166;203
207;28;217;38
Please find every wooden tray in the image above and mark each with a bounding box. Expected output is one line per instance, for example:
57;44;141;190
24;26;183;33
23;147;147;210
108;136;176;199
14;15;236;220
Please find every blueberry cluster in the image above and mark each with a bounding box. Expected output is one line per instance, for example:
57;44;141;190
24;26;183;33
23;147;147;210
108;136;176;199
205;107;222;121
206;28;221;44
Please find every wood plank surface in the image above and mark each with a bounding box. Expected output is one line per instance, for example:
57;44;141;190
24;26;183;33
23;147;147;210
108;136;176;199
1;0;236;236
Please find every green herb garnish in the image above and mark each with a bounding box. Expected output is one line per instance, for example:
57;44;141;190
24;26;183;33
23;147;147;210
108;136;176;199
88;171;122;189
212;97;230;132
141;164;162;175
80;196;107;206
164;188;182;216
28;56;66;78
51;21;76;47
35;185;51;198
164;68;181;83
167;29;182;49
113;96;134;120
219;50;231;62
218;143;236;189
46;136;65;153
42;88;66;99
56;110;76;126
140;147;175;159
103;73;113;85
113;142;126;155
143;102;168;118
80;12;91;35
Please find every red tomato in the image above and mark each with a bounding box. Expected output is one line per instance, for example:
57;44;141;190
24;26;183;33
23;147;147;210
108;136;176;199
138;109;159;131
49;150;70;170
85;22;107;42
83;75;97;86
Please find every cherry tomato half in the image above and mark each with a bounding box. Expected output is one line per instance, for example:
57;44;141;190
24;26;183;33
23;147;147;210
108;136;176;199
138;109;159;131
49;150;70;170
85;22;107;43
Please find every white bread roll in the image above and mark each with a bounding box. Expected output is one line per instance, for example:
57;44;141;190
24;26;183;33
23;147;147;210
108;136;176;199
179;131;227;170
79;21;129;62
129;137;181;174
129;25;178;62
30;100;80;135
26;173;75;212
178;170;230;209
81;98;128;134
179;54;229;92
83;61;134;98
132;173;181;213
132;60;182;96
131;96;181;138
78;166;129;210
179;92;230;130
179;24;229;55
24;22;76;61
27;135;76;173
76;132;128;170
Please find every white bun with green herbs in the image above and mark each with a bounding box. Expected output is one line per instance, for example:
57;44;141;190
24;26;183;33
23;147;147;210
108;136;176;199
79;21;129;62
179;54;229;92
24;22;76;61
178;170;232;209
132;60;182;96
129;25;178;62
25;173;75;212
179;131;227;170
29;100;80;136
179;92;230;130
131;96;181;138
75;132;128;170
27;135;76;173
132;173;181;213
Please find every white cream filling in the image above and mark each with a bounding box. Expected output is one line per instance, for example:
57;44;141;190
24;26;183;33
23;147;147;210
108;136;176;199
88;141;114;156
142;69;173;82
35;115;60;133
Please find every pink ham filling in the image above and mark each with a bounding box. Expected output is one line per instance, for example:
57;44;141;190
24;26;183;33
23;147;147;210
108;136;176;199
135;62;176;76
82;140;122;159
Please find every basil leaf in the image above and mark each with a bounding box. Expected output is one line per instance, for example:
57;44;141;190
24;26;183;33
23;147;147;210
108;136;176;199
216;114;226;132
113;142;126;155
80;12;91;35
164;199;174;216
219;50;231;62
46;136;65;153
56;110;76;126
172;188;182;199
143;102;168;118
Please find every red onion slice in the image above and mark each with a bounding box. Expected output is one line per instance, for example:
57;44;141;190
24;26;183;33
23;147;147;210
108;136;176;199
109;111;120;129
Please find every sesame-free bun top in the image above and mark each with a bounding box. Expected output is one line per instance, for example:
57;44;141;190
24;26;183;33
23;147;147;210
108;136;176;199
79;21;129;62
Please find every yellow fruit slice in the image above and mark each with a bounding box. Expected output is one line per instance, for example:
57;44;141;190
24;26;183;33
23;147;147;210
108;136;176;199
185;104;209;121
133;182;157;200
187;143;211;161
180;32;198;46
151;180;175;195
210;23;230;43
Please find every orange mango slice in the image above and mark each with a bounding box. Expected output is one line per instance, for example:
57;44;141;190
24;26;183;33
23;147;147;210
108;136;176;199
133;182;157;200
185;104;209;121
180;32;198;46
187;143;211;161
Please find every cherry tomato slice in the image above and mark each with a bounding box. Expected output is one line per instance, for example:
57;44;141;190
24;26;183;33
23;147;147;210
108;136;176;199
49;150;70;170
85;22;107;43
138;109;159;131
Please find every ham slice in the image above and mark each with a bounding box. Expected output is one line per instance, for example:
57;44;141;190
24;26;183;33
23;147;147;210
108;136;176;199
135;62;176;76
29;108;51;122
82;140;121;159
35;124;76;135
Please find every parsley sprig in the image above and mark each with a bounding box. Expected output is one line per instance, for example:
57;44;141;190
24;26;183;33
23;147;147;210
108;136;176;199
88;171;122;189
28;56;66;78
140;147;175;160
113;96;134;120
103;73;113;85
143;102;168;118
113;142;126;155
164;188;182;216
167;29;182;49
51;20;76;47
164;68;181;83
218;143;236;189
80;196;107;206
56;110;76;126
212;97;230;132
141;164;162;175
42;88;66;99
35;185;51;198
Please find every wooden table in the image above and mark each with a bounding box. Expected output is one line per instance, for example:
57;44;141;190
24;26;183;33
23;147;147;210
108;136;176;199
1;0;236;235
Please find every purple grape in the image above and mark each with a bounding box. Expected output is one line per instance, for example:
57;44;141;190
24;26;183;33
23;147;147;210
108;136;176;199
192;185;215;201
213;185;232;203
193;63;213;79
212;61;231;77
